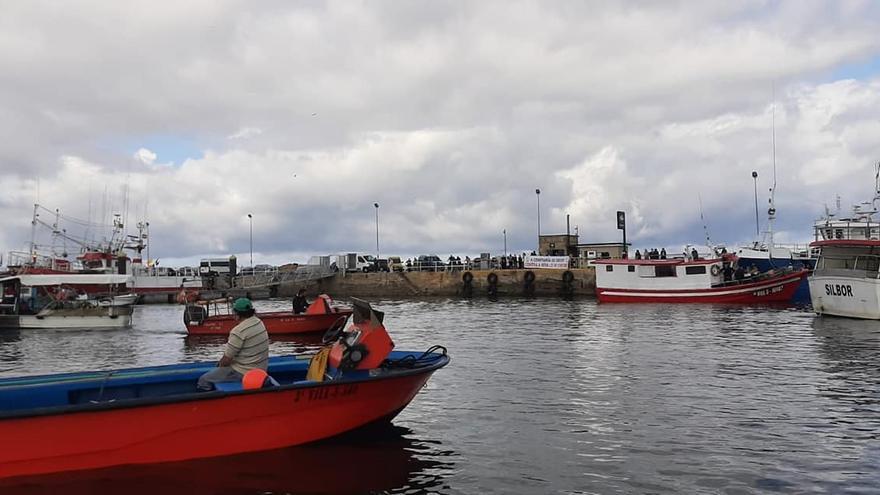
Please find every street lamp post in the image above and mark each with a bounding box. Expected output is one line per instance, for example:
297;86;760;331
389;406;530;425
752;171;759;236
374;203;380;261
535;188;541;254
503;229;507;257
247;213;253;268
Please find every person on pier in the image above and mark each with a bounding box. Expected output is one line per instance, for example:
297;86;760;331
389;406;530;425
198;298;269;391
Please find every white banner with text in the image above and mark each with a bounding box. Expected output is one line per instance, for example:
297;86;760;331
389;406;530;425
524;256;570;269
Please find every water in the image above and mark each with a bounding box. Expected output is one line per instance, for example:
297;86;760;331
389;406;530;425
1;298;879;494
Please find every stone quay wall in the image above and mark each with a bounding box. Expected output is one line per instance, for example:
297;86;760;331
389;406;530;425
276;268;596;299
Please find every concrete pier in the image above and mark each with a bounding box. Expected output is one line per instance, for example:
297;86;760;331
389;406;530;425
275;268;596;298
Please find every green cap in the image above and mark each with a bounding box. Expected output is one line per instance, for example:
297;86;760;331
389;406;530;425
233;298;253;312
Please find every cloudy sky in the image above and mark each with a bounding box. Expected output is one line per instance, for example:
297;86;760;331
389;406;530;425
2;1;880;267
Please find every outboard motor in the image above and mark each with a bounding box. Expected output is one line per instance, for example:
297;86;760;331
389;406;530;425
327;298;394;371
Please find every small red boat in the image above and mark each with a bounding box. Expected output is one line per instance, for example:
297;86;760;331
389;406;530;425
184;294;353;335
594;255;809;303
0;299;448;479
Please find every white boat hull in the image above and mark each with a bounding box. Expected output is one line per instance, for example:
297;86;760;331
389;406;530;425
0;306;134;330
808;275;880;319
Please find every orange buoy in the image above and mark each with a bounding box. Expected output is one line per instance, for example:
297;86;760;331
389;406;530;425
242;369;268;390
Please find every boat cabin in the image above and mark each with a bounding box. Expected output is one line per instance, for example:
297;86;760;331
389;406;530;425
811;240;880;278
594;258;729;290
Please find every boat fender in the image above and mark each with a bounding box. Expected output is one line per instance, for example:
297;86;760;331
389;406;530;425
487;273;499;285
710;265;721;276
523;270;536;284
462;272;474;284
562;270;574;283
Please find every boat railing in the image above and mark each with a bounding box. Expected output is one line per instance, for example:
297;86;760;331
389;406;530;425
814;221;880;241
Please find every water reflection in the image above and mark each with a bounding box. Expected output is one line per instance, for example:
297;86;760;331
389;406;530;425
0;424;456;495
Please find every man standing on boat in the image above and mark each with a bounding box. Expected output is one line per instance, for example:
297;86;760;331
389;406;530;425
197;298;269;391
292;288;308;314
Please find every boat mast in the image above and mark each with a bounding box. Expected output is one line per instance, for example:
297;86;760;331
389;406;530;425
29;203;39;261
767;91;777;247
699;193;713;249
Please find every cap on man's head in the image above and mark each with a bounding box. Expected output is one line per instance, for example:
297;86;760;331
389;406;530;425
233;298;253;312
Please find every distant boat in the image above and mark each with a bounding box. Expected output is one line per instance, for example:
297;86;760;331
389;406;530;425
6;205;202;302
594;254;808;303
184;294;353;335
737;98;817;302
0;274;134;330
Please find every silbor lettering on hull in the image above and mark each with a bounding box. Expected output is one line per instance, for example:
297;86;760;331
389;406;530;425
825;284;853;297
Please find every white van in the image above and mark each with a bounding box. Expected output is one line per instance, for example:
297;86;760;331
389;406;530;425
199;258;235;276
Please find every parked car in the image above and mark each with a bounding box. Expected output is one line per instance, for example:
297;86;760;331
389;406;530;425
412;255;445;271
388;256;404;272
368;259;390;272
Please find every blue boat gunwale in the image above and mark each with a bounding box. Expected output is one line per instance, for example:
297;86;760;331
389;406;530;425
0;351;450;421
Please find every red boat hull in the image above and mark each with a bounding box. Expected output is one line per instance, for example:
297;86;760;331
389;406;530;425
0;371;432;479
597;270;809;303
186;310;353;335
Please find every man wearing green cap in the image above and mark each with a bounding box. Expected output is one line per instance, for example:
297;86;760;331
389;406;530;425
197;297;269;391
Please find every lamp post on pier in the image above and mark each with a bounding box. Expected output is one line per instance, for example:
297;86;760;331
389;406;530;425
752;171;760;236
503;229;507;257
374;203;380;261
535;188;541;254
247;213;253;268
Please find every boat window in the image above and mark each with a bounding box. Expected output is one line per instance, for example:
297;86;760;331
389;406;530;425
605;265;613;272
854;256;880;273
655;265;676;277
685;266;707;275
627;265;635;272
835;229;844;239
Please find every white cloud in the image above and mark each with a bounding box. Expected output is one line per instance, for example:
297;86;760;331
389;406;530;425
228;127;263;140
134;148;157;165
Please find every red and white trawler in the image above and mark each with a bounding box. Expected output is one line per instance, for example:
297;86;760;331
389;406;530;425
594;253;809;303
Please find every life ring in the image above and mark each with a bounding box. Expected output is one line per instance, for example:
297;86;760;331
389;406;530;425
487;272;499;285
523;270;536;284
710;265;721;276
462;272;474;284
562;270;574;283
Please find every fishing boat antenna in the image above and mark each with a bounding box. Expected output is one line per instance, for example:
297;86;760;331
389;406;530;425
699;193;713;248
766;88;777;247
873;161;880;211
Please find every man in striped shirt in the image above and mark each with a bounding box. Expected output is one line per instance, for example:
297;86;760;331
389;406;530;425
197;297;269;391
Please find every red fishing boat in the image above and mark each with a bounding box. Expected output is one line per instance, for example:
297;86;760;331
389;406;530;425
594;255;809;303
0;299;448;479
183;294;353;335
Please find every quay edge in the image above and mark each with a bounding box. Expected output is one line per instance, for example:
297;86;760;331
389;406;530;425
276;268;596;299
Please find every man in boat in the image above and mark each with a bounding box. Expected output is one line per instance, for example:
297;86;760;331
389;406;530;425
197;297;269;391
292;288;308;314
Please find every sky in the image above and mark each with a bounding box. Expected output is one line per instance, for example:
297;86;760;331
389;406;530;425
2;1;880;268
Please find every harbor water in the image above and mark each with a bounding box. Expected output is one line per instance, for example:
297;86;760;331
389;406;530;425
1;298;879;494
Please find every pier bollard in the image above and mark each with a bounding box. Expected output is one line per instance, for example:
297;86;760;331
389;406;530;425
561;270;574;299
487;272;499;298
523;270;536;296
461;272;474;298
